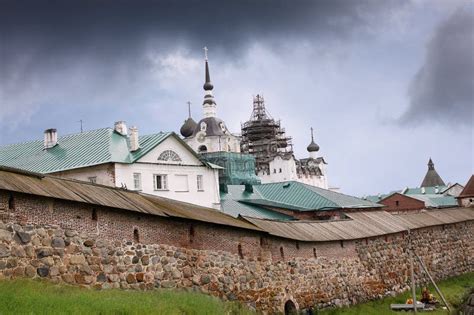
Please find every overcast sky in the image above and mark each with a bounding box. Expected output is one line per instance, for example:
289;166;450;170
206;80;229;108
0;0;473;196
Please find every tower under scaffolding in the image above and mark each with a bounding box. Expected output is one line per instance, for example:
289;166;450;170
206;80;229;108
240;95;293;174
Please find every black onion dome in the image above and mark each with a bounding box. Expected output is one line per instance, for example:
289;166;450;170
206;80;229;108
193;117;228;137
307;140;319;152
180;118;197;138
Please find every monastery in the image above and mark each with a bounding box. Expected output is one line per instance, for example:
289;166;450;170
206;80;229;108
0;49;472;314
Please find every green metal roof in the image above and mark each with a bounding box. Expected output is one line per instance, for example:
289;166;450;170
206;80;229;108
220;181;382;219
403;186;449;195
220;185;294;220
252;181;382;211
408;195;457;208
0;128;172;173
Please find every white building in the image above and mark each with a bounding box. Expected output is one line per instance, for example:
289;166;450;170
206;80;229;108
0;122;221;209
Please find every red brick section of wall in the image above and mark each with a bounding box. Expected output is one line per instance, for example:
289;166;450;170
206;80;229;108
379;193;425;212
0;189;473;313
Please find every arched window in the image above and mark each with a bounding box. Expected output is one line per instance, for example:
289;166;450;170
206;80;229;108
198;145;207;153
158;150;182;162
284;300;297;315
133;228;140;243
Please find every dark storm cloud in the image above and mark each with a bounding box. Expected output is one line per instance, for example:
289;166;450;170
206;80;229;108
1;0;404;53
0;0;408;128
401;6;474;126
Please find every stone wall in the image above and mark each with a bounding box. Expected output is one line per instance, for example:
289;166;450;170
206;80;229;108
0;191;473;313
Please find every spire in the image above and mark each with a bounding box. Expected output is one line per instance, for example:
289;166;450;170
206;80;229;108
203;47;213;91
428;158;434;170
202;47;217;118
420;158;446;187
307;127;320;154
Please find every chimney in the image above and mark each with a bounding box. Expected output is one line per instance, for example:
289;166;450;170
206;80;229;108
114;121;128;136
244;183;253;193
129;126;139;151
43;128;58;149
219;183;228;194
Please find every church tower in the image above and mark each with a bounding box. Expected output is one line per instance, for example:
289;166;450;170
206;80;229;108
182;48;241;154
180;48;260;187
420;158;446;187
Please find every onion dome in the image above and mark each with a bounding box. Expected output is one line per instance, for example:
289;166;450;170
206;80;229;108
307;127;320;152
180;101;198;138
180;117;197;138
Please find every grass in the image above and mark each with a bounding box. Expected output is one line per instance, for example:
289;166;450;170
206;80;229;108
0;273;472;314
0;279;255;315
318;272;474;315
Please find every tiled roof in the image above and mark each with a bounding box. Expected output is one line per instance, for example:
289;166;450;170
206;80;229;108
0;128;172;173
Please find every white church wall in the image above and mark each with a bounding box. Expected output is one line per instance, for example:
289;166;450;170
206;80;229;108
115;136;221;208
114;163;220;209
258;156;298;183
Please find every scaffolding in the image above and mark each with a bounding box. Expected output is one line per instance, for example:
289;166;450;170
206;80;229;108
240;95;293;174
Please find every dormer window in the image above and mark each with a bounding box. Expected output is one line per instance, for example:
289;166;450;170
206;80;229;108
158;150;182;162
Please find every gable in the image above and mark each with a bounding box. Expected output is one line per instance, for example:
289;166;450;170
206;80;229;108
136;136;203;166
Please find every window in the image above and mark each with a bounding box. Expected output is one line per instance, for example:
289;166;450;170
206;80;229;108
238;244;244;259
395;200;400;207
313;248;317;258
197;175;204;191
189;225;195;243
133;228;140;243
91;208;97;221
158;150;182;162
8;194;14;210
279;168;282;173
198;145;207;153
279;247;285;259
273;169;276;173
174;175;189;192
88;176;97;184
154;174;168;190
133;173;142;190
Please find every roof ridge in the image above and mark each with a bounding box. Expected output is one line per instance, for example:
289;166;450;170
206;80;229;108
257;181;340;210
0;127;113;149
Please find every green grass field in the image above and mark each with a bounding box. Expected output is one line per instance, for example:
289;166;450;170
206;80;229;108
0;279;254;315
0;273;472;314
318;272;474;315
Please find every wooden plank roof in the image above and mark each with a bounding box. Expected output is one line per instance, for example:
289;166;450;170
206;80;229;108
243;208;474;242
0;166;259;231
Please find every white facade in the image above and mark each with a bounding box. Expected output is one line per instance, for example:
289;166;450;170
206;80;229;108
114;136;220;208
185;134;241;154
258;155;329;189
53;135;221;209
